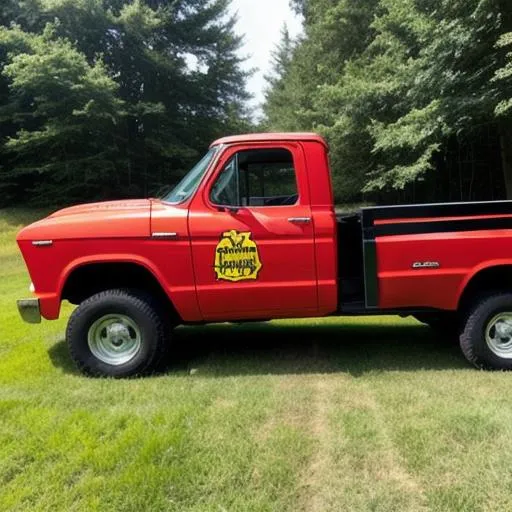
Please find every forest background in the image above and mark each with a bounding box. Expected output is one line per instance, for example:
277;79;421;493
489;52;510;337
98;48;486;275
1;0;512;207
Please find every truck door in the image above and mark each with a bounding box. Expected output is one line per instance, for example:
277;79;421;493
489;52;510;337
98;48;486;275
188;143;318;321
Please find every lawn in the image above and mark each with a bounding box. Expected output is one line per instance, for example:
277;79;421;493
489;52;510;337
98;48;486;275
2;209;512;511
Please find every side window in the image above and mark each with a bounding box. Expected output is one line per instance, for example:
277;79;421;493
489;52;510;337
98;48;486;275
210;154;240;206
210;148;298;207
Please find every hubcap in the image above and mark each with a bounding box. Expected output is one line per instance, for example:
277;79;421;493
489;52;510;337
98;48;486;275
485;313;512;359
87;314;141;366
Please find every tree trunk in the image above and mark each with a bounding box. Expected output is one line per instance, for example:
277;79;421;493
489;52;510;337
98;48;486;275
500;125;512;199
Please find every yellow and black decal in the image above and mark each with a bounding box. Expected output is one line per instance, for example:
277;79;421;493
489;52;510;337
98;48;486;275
214;230;262;282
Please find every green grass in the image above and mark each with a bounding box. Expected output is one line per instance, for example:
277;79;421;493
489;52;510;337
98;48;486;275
2;208;512;511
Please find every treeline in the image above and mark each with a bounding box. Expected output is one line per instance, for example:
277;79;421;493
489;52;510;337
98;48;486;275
264;0;512;204
0;0;250;207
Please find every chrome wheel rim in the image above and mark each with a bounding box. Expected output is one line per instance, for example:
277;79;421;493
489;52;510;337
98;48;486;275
87;314;141;366
485;313;512;359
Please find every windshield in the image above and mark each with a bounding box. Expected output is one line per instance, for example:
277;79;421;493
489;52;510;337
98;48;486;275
162;147;218;204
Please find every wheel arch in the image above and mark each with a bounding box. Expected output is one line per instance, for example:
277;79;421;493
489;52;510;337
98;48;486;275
59;256;182;323
458;263;512;313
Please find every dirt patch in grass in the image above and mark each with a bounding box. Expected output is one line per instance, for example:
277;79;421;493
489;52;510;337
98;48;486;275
300;378;334;512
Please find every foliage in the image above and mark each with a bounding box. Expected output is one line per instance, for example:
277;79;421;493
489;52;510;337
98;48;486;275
494;31;512;116
0;0;251;206
265;0;512;201
0;24;124;201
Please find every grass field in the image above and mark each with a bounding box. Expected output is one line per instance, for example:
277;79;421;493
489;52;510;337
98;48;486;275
3;209;512;511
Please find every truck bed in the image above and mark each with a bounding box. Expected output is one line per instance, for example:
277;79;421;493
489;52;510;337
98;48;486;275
337;200;512;312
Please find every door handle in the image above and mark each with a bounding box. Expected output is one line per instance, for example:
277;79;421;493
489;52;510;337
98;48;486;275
288;217;311;224
151;232;179;239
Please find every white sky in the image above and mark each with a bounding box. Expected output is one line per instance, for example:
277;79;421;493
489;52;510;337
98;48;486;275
229;0;303;120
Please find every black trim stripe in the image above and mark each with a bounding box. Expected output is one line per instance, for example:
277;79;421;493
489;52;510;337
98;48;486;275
363;200;512;225
363;240;378;308
366;215;512;238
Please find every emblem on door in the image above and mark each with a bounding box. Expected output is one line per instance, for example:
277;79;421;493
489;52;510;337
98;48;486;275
214;230;262;282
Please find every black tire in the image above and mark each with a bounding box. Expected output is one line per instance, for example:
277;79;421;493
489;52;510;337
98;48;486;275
460;293;512;370
66;289;168;377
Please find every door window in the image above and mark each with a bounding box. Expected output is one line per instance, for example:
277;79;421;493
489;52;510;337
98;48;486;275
210;148;298;207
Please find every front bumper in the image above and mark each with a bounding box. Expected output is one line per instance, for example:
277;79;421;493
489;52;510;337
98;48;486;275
17;298;41;324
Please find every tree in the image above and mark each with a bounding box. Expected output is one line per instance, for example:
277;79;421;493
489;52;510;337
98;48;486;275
0;24;124;202
0;0;251;205
264;0;380;201
262;25;295;129
494;30;512;197
361;0;510;194
264;0;512;202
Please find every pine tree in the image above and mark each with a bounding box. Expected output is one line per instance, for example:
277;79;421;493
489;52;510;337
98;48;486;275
0;0;251;205
262;25;295;130
264;0;512;202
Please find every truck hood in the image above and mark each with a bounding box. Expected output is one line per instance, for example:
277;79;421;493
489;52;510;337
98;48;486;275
48;199;151;219
17;199;153;241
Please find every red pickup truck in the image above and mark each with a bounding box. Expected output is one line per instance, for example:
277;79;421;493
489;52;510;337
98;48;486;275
16;133;512;376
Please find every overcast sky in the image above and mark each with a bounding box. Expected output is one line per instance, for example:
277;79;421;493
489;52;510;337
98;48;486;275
229;0;302;120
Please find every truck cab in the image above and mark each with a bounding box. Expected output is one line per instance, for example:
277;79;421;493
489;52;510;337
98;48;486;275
17;133;512;376
163;133;338;322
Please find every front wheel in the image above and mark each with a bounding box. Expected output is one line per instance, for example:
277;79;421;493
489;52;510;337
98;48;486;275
460;293;512;370
66;289;168;377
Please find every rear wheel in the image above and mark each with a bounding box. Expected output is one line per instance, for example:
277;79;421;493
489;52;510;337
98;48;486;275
460;293;512;370
66;289;168;377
